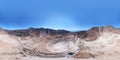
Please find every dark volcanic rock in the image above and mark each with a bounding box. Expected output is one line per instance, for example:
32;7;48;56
73;27;100;41
3;25;119;41
6;28;70;37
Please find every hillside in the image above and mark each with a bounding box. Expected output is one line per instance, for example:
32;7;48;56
0;26;120;60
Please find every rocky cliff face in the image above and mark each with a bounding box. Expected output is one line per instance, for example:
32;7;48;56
0;26;120;59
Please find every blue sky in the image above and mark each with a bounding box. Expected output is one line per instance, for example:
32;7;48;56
0;0;120;30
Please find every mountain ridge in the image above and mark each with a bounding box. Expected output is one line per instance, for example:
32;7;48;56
0;25;119;41
0;25;120;59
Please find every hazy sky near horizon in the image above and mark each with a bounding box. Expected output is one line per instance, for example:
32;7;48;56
0;0;120;30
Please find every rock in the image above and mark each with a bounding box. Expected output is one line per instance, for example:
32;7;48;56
0;41;20;54
0;25;120;58
74;52;94;59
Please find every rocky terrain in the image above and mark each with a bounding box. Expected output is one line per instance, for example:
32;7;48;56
0;25;120;60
